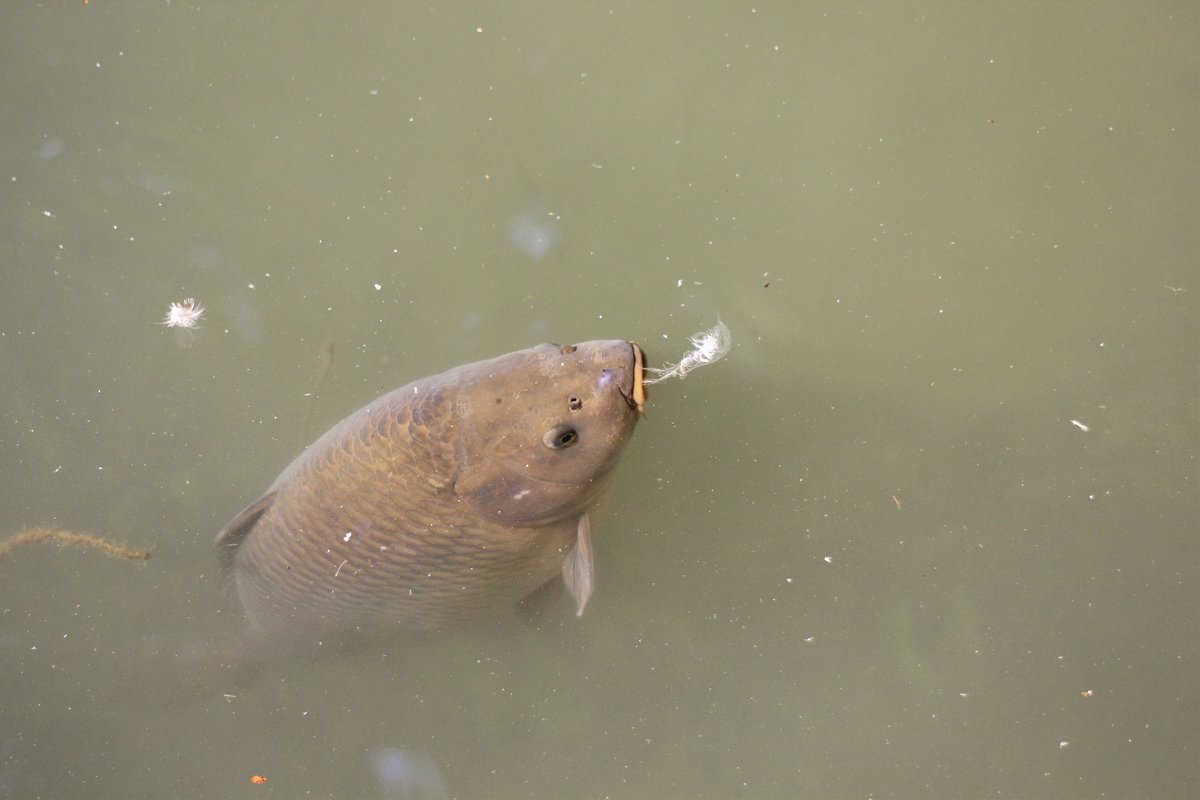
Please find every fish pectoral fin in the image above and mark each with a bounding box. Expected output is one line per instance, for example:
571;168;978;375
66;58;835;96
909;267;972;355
562;513;595;617
215;491;276;573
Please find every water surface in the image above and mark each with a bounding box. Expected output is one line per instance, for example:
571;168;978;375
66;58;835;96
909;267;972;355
1;3;1196;798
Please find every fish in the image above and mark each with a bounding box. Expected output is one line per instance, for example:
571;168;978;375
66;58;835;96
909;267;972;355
217;339;646;640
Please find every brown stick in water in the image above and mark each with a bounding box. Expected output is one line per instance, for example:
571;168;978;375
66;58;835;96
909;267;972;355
0;527;151;562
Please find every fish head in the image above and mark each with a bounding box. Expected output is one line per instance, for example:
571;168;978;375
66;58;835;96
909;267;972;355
453;339;645;526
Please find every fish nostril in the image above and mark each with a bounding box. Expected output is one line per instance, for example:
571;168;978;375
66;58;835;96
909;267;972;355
560;344;577;355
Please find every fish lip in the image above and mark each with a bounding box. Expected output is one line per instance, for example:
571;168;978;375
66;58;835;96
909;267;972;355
602;342;644;414
627;341;647;414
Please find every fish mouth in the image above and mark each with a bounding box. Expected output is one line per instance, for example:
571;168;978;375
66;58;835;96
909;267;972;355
630;342;647;414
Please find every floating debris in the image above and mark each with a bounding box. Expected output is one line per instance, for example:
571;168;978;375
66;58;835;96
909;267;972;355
0;527;151;563
643;320;731;385
161;297;205;329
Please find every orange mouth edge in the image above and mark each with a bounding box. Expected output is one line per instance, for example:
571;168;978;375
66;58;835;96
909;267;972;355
631;342;647;413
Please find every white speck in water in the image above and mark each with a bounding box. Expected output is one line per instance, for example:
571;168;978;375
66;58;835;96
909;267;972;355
823;556;833;564
161;298;205;329
1070;419;1089;432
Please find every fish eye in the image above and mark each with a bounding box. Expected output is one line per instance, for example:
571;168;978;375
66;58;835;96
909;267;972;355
567;395;583;411
543;425;579;449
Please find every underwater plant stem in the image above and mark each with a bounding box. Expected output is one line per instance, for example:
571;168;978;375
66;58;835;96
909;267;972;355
0;527;151;562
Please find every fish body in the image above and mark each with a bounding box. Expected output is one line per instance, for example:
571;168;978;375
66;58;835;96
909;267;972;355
217;340;644;639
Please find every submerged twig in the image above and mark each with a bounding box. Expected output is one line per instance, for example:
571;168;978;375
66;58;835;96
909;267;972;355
0;527;151;563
